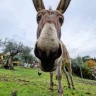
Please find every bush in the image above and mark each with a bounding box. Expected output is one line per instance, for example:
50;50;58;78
82;63;95;80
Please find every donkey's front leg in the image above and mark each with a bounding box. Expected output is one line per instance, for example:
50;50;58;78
49;72;54;91
56;62;63;96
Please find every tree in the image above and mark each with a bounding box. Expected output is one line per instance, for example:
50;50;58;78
82;55;91;62
86;60;96;68
71;55;83;78
20;46;33;63
86;60;96;79
77;56;83;78
71;58;79;75
1;38;23;70
82;63;93;79
27;54;34;64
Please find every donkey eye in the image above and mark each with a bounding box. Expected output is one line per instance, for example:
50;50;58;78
59;17;63;25
37;15;42;23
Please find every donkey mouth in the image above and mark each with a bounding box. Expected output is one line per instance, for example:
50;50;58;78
40;60;57;72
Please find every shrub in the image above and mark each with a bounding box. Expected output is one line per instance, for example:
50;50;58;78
82;63;94;79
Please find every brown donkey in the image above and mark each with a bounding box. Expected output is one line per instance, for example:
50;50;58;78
32;0;75;95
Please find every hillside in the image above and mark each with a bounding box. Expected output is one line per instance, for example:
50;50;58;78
0;66;96;96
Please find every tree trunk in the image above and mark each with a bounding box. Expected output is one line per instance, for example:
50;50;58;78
80;67;83;78
4;50;19;70
4;56;14;70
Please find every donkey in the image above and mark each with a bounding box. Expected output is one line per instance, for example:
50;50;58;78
32;0;75;96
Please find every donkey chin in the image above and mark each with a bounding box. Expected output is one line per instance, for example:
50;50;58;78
34;43;62;72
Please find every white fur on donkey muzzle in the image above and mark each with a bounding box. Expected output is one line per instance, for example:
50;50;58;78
37;23;60;55
34;23;62;72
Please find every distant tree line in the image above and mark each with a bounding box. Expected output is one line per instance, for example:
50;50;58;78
71;55;96;80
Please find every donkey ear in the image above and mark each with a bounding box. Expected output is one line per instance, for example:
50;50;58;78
56;0;71;14
32;0;45;12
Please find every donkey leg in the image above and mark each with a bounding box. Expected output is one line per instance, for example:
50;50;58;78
56;65;63;96
67;65;75;89
49;72;54;91
62;66;71;88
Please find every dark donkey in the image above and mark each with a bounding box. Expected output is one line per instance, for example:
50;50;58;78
32;0;75;96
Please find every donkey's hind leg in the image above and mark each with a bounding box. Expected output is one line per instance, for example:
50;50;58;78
67;64;75;89
62;65;71;88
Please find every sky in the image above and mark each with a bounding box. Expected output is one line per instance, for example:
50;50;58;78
0;0;96;58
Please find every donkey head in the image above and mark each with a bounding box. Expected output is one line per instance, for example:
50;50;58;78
33;0;71;72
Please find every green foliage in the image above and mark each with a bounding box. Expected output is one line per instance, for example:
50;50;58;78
82;63;93;79
0;66;96;96
71;56;83;68
71;56;95;79
71;58;78;67
83;63;91;74
82;56;91;62
1;38;23;54
13;56;19;61
20;46;33;63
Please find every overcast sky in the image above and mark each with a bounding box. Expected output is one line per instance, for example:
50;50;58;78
0;0;96;58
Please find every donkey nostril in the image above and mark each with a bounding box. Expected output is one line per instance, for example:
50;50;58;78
54;44;62;59
34;43;41;59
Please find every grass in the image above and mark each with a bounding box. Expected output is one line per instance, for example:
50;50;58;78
0;66;96;96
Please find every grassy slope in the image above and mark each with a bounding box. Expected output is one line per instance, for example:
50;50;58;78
0;66;96;96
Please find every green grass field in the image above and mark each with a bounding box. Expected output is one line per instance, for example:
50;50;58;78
0;66;96;96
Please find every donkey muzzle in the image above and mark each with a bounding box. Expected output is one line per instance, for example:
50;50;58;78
34;43;62;72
